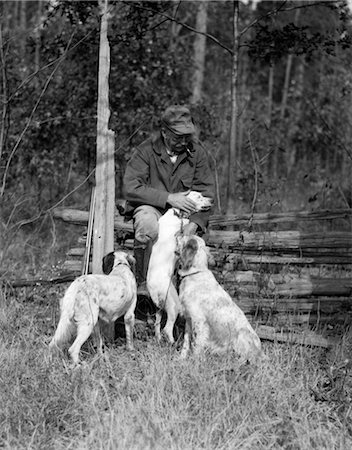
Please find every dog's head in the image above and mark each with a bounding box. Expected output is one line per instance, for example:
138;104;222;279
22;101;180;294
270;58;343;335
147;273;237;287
187;191;213;212
102;251;136;275
176;235;212;274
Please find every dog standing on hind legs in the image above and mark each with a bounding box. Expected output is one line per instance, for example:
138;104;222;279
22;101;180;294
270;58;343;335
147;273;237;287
49;251;137;365
146;191;213;344
177;235;263;363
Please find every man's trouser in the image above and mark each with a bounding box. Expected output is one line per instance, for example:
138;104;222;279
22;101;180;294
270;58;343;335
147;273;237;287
133;205;161;295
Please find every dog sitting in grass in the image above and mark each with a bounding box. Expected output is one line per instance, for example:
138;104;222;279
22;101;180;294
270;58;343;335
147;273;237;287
49;251;137;365
177;235;262;363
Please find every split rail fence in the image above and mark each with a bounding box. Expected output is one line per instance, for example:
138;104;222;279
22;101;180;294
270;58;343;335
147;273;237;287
53;207;352;330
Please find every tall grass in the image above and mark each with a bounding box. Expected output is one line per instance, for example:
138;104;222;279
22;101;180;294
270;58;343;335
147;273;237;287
0;286;351;450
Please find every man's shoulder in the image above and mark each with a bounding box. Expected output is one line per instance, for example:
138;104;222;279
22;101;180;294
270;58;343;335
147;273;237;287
134;134;161;154
192;140;208;158
134;136;152;152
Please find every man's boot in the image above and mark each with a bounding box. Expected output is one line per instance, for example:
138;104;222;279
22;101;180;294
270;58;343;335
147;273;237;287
134;240;153;298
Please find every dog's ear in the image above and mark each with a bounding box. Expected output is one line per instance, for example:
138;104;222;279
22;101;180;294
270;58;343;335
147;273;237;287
126;254;136;274
206;246;216;267
180;237;198;270
102;252;115;274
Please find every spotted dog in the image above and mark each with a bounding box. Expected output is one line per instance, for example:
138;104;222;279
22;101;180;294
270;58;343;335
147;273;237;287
177;235;262;363
49;251;137;365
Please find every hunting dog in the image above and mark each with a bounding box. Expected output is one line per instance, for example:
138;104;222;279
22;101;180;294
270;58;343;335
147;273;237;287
147;191;212;343
49;251;137;365
177;235;262;362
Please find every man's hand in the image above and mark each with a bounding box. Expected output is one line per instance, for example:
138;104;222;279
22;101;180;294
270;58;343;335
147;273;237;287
182;222;198;236
167;191;197;215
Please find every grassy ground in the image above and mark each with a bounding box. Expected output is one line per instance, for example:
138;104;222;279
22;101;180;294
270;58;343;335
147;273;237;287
1;284;351;450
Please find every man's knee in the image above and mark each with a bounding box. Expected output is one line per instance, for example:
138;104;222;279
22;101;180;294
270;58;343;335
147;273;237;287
133;205;160;244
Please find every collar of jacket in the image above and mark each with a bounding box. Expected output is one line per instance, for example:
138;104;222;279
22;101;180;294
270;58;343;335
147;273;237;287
152;133;196;165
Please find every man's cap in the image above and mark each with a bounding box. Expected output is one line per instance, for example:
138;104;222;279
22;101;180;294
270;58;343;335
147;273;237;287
161;105;196;135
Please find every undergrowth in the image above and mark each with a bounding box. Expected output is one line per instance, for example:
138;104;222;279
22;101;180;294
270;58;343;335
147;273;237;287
0;286;351;450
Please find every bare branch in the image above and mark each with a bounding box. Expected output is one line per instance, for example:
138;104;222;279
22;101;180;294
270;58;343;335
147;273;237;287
248;129;259;229
308;98;352;162
3;119;149;234
240;0;288;38
0;22;7;162
4;29;95;105
240;1;337;38
6;168;96;233
125;1;233;56
0;33;75;197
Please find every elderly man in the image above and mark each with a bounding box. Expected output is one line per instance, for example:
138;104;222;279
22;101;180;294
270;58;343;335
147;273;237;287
123;105;215;297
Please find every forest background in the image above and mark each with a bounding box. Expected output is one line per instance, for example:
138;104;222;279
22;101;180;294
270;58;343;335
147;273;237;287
0;0;351;279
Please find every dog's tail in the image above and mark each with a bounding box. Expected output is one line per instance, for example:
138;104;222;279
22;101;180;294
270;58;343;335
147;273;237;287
49;281;78;350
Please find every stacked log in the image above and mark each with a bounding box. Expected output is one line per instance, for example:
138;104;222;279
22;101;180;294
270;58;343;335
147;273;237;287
52;207;352;326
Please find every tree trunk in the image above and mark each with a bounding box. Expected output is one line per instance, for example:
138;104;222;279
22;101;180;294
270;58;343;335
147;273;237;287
1;1;12;32
287;57;305;174
190;0;208;105
0;21;7;163
34;0;43;88
267;64;274;128
93;0;115;275
238;48;249;165
280;54;293;120
170;1;181;53
226;0;239;214
280;8;300;121
20;0;27;72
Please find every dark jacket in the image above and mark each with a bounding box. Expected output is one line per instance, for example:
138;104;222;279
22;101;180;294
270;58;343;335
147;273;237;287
123;133;215;231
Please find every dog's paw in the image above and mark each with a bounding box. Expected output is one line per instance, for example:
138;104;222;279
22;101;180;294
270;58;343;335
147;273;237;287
70;360;89;374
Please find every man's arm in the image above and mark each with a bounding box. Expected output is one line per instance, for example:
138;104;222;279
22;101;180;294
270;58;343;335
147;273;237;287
124;145;169;209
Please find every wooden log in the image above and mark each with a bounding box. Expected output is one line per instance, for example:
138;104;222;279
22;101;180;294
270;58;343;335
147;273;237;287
213;250;352;265
3;274;75;288
67;247;86;256
62;260;86;273
265;312;351;327
208;230;352;250
226;283;352;298
53;208;134;233
236;296;351;314
220;271;352;297
68;243;351;265
255;325;333;348
52;208;89;224
209;209;352;228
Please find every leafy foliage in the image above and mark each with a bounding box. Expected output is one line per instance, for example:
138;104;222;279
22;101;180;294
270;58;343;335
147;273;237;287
0;0;351;272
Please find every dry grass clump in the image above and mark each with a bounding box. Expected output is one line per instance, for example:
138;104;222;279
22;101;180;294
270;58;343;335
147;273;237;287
0;286;351;449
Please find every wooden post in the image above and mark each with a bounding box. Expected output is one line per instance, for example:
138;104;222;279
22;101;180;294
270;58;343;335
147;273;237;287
93;0;115;275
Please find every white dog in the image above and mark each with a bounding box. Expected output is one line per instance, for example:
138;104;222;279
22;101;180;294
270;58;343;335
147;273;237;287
49;251;137;364
177;235;262;362
147;191;212;343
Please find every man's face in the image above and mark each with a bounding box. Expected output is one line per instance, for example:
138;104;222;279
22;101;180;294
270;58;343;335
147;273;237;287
162;128;193;154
